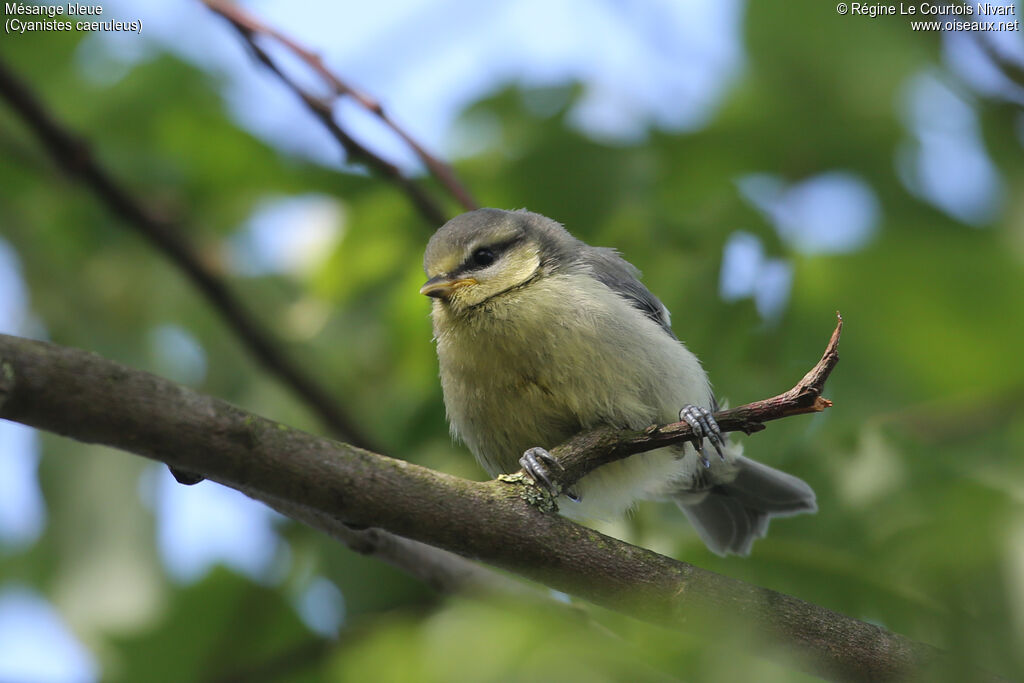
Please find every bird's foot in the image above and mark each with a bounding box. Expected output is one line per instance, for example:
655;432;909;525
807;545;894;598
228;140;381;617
678;404;725;469
519;447;580;502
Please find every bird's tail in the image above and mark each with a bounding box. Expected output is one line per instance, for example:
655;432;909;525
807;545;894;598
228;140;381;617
673;456;816;556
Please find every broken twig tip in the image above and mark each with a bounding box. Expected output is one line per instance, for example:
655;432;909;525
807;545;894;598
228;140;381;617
830;314;843;345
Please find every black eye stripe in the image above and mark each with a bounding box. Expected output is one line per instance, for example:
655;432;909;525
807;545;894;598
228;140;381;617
457;236;522;272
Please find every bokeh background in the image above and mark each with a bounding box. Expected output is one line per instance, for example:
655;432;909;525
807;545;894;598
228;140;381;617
1;0;1023;680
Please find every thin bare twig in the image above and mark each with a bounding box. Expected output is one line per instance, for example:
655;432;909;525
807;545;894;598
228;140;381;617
542;314;842;491
222;24;447;226
203;0;478;223
0;56;373;450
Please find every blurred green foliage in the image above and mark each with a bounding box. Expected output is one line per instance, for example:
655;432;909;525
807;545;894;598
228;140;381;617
1;1;1023;681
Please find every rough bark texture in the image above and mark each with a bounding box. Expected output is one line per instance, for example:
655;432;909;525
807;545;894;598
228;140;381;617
0;332;952;682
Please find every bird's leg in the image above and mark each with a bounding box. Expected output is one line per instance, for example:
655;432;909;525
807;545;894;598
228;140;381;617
678;404;725;469
519;447;580;501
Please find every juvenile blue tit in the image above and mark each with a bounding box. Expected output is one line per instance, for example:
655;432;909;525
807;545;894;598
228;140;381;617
421;208;816;556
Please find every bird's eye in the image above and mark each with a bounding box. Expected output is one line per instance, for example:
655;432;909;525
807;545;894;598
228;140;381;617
471;247;496;268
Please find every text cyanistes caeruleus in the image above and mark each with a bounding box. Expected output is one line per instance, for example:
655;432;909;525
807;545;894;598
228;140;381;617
421;208;816;556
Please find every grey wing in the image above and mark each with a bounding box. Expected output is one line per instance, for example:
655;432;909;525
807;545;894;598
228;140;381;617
581;246;721;409
582;247;677;339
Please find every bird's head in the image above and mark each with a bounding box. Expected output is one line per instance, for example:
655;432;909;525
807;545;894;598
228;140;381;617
420;208;579;312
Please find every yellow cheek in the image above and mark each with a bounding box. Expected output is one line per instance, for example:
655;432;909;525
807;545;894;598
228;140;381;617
461;250;541;306
501;249;542;286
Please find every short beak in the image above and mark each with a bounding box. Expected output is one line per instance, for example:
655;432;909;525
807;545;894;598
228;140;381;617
419;275;476;299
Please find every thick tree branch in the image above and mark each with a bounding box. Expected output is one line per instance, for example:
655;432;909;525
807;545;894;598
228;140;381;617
544;314;843;493
0;56;496;596
0;332;953;682
248;489;524;596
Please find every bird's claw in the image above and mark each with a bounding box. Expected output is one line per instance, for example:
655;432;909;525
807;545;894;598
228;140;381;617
519;447;579;501
678;404;726;468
